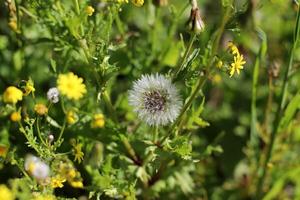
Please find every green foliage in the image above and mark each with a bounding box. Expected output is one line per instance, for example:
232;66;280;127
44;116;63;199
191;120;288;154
0;0;300;199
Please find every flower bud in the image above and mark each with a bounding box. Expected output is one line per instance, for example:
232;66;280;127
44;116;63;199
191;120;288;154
187;7;205;34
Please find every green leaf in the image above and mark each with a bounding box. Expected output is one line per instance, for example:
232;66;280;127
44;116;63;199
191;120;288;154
278;92;300;133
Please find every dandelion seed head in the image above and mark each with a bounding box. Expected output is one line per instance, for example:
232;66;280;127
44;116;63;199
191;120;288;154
129;74;182;126
47;87;59;103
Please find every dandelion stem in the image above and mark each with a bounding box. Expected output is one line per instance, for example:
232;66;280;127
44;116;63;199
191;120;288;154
256;6;300;198
153;126;159;143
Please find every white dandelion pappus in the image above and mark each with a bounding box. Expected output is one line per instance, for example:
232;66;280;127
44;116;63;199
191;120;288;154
47;87;60;103
129;74;182;126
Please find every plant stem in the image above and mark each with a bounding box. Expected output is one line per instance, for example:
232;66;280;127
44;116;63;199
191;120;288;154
102;90;118;122
36;117;48;147
56;119;66;143
256;6;300;198
153;126;159;143
173;34;197;78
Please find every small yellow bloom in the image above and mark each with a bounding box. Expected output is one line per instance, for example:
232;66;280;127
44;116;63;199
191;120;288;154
0;185;14;200
34;104;48;116
72;143;84;163
70;180;83;188
57;72;87;100
131;0;144;7
67;169;76;179
51;176;66;188
3;86;23;104
23;79;35;96
91;113;105;128
10;111;21;122
66;110;78;125
229;54;246;77
228;42;239;55
216;60;223;69
85;6;95;16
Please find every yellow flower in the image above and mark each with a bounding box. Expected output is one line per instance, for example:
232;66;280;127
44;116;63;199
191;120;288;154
131;0;144;7
67;169;76;179
0;185;14;200
72;143;84;163
3;86;23;104
66;110;78;125
229;54;246;77
34;104;48;116
57;72;86;100
85;6;95;16
23;79;35;96
69;180;83;188
228;42;239;55
50;175;66;188
91;113;105;128
10;111;21;122
216;60;223;69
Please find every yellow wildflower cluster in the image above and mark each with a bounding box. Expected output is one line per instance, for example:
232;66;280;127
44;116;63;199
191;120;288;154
3;86;23;104
58;163;84;188
0;184;14;200
57;72;86;100
91;113;105;128
227;42;246;77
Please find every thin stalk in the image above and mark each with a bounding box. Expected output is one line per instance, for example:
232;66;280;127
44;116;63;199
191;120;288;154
173;34;197;78
56;119;66;143
102;90;118;122
256;6;300;198
36;117;48;147
121;136;140;165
